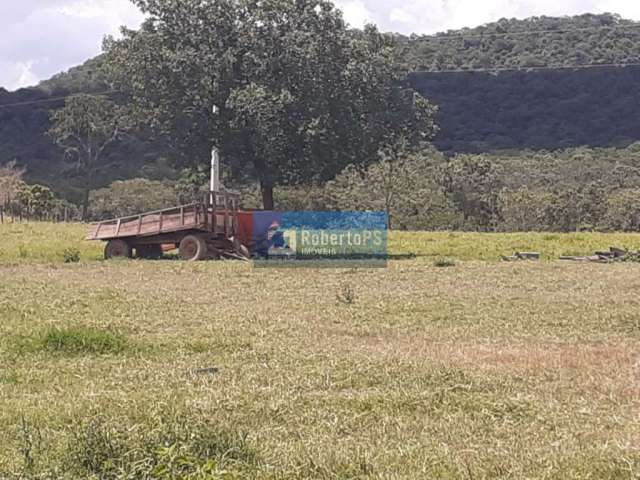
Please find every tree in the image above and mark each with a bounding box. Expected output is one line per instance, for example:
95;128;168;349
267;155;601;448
175;166;210;205
326;144;453;229
48;94;132;219
0;161;24;206
602;189;640;231
498;188;555;232
104;0;437;209
15;184;55;219
438;155;503;231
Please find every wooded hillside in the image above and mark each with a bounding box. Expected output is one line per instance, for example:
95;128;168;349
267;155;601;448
402;13;640;152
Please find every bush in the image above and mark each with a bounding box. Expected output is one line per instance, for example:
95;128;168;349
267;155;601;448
89;179;179;220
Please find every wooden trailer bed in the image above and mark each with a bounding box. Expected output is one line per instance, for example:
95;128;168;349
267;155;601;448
86;203;231;241
87;191;252;261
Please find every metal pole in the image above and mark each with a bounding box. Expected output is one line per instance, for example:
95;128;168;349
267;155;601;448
210;104;221;205
211;147;220;195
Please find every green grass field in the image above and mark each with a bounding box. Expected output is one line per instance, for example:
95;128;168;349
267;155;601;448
5;222;640;263
0;222;639;479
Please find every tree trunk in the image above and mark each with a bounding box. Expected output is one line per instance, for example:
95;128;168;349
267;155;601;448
261;181;274;210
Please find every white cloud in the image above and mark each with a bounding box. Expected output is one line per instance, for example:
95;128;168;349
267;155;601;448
335;0;375;28
355;0;640;34
57;0;144;35
389;8;413;25
0;61;39;91
382;0;597;34
596;0;640;19
0;0;143;91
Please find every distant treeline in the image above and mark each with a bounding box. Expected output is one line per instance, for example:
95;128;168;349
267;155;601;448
70;144;640;233
397;13;640;72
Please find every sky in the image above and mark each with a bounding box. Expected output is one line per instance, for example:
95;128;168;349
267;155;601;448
2;0;640;91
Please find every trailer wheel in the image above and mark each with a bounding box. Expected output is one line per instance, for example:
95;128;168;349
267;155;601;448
136;244;163;260
179;235;207;261
104;239;132;260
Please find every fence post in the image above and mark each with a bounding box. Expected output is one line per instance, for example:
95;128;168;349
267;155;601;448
0;206;3;224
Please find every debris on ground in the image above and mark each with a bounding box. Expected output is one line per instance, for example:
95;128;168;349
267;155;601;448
559;247;640;263
502;252;541;262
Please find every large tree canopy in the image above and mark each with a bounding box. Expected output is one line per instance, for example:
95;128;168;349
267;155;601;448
104;0;437;208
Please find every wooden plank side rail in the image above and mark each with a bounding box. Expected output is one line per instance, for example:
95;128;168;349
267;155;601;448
87;191;244;242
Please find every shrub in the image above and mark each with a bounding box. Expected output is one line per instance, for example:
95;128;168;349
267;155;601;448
89;179;179;220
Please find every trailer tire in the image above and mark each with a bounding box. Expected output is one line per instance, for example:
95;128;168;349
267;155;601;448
105;239;132;260
179;235;208;261
137;244;163;260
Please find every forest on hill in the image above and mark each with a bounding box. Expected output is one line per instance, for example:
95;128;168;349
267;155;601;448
2;13;640;201
398;13;640;71
401;12;640;152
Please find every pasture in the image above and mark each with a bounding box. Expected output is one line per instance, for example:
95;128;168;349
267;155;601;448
0;222;638;479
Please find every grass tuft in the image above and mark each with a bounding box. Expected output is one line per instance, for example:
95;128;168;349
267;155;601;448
40;327;126;355
62;248;81;264
336;282;357;305
65;414;259;478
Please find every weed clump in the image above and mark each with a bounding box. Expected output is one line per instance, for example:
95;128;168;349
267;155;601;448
62;248;81;263
41;327;126;355
64;414;258;479
433;257;456;268
336;282;356;305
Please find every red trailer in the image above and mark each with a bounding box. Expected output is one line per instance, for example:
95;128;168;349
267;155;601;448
86;190;254;261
